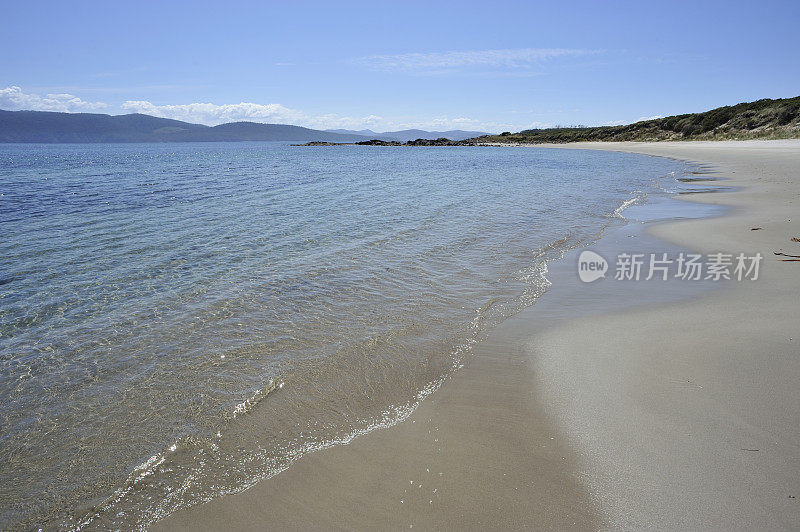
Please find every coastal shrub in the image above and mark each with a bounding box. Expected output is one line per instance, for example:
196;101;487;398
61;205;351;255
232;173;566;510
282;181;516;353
480;95;800;143
777;107;795;125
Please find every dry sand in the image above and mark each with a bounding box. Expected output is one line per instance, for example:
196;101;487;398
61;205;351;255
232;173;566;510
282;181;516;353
155;140;800;530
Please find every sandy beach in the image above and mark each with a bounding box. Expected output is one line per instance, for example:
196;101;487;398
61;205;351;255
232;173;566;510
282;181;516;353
155;140;800;530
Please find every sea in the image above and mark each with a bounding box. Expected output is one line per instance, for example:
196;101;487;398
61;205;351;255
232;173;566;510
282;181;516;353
0;142;688;529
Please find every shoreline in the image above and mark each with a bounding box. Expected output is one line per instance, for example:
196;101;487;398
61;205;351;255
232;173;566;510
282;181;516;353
155;140;800;530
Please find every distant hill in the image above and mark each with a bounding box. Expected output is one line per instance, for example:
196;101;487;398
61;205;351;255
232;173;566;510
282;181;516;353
481;96;800;143
325;128;489;142
0;110;375;143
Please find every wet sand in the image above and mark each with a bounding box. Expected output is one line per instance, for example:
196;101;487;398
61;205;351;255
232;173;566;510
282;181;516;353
155;140;800;530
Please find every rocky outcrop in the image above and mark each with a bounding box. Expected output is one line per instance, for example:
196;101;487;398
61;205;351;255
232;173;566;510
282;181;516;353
355;139;402;146
405;137;478;146
294;137;482;147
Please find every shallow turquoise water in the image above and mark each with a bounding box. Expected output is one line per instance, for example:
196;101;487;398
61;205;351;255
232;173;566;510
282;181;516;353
0;142;686;529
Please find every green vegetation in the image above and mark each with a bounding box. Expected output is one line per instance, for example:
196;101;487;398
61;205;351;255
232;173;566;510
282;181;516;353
481;96;800;143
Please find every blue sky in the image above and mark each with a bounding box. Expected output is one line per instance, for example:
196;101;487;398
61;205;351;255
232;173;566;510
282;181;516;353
2;0;798;133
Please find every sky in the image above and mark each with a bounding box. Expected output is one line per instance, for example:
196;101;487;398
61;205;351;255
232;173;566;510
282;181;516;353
1;0;799;133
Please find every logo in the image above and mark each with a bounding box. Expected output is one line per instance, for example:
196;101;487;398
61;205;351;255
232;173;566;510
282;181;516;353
578;250;608;283
576;250;762;283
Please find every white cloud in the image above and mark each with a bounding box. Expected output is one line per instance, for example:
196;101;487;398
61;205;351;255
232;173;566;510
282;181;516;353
353;48;599;72
0;85;518;132
0;86;108;112
602;115;664;126
119;100;509;132
521;121;553;130
121;100;396;129
121;100;306;126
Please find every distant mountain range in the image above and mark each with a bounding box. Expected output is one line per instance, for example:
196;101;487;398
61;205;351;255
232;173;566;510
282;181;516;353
0;110;491;143
324;128;490;142
0;110;372;143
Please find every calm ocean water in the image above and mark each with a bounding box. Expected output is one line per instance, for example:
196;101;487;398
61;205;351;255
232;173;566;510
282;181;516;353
0;142;687;529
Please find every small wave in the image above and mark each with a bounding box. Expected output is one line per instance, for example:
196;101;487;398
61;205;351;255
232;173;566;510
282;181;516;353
535;234;570;256
72;451;167;530
610;191;647;219
71;378;285;531
519;260;552;290
73;366;460;531
231;378;285;419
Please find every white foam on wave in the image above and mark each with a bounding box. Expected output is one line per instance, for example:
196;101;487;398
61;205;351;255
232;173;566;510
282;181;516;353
610;191;647;219
231;378;284;419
